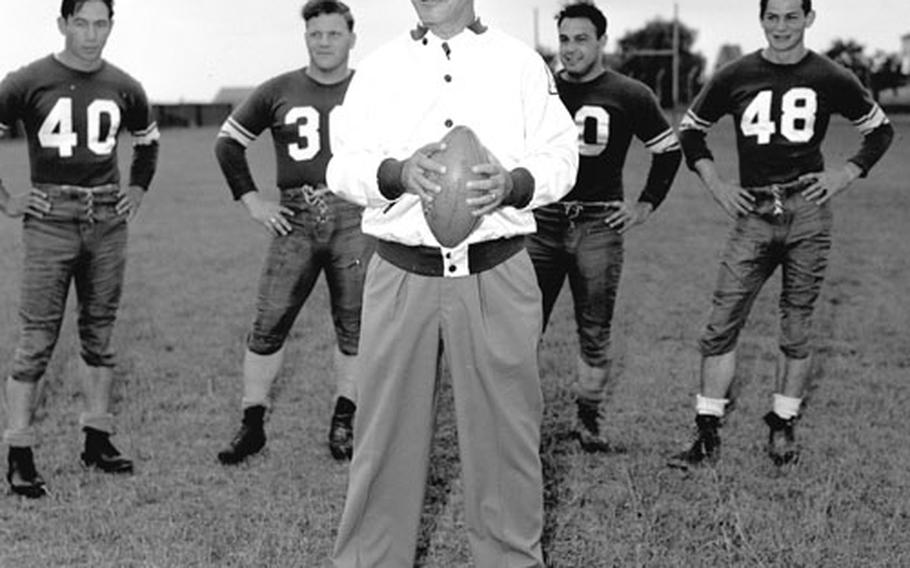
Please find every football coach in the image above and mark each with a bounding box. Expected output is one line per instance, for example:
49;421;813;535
323;0;577;565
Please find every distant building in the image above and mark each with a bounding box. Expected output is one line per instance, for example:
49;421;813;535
212;86;256;107
715;44;742;71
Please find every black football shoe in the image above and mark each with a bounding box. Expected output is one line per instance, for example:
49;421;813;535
7;446;47;499
763;411;799;466
217;405;267;465
81;427;134;474
328;397;355;461
575;397;612;453
667;414;721;470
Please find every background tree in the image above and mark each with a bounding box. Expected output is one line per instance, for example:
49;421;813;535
825;38;871;87
714;44;743;72
868;50;908;101
617;17;705;107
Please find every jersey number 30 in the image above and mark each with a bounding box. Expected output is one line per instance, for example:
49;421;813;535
285;106;338;162
38;97;120;157
741;88;817;145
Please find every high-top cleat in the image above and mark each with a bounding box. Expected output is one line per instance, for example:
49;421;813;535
575;397;612;453
82;427;134;474
328;397;355;461
764;411;799;466
218;405;267;465
668;414;721;470
7;446;47;499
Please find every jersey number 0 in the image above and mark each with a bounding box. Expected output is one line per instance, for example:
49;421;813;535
38;97;120;157
574;105;610;156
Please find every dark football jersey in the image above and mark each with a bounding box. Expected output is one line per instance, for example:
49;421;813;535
556;69;679;203
219;69;352;190
0;55;158;187
680;50;889;187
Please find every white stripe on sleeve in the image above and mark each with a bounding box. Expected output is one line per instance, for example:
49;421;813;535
644;128;681;154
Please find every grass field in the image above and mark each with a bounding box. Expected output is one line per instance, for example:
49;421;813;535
0;116;908;567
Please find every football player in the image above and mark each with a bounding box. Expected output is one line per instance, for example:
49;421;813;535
214;0;372;464
0;0;159;497
527;2;681;452
669;0;893;468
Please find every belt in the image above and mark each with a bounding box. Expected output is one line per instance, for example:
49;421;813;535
746;178;813;216
34;183;120;203
280;184;359;215
377;236;524;277
558;201;620;220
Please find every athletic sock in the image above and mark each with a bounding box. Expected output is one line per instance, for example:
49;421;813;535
695;394;729;418
772;394;801;420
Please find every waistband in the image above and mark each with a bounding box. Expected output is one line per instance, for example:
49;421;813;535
280;185;359;209
745;178;813;198
745;178;813;217
34;183;120;199
377;236;524;277
541;201;620;220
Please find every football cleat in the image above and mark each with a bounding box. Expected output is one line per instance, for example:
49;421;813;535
7;446;48;499
328;397;355;461
81;428;135;474
217;405;267;465
764;411;799;466
575;397;612;453
667;414;721;470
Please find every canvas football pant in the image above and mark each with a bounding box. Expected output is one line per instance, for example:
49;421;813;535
332;251;545;568
527;203;624;401
5;185;126;447
698;195;832;359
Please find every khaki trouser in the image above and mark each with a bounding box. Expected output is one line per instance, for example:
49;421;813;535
332;250;545;568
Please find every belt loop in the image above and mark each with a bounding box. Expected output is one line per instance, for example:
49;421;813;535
560;203;578;219
563;202;582;231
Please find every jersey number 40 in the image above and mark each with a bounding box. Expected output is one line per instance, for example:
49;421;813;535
38;97;120;157
741;88;817;145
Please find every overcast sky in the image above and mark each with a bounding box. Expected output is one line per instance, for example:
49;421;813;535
1;0;908;103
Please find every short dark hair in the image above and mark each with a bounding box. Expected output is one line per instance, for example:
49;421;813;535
557;2;608;39
301;0;354;31
61;0;114;20
760;0;812;17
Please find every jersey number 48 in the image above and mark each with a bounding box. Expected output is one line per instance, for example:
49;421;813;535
38;97;120;157
741;88;817;145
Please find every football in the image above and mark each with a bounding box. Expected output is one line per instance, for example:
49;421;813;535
423;126;488;248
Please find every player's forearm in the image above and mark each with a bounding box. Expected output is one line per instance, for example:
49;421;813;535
639;149;682;211
129;141;158;191
692;158;726;194
214;136;258;200
848;122;894;178
678;128;714;173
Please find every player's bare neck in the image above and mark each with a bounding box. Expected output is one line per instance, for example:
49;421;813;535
55;50;103;73
305;65;352;86
761;44;808;65
563;64;606;84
